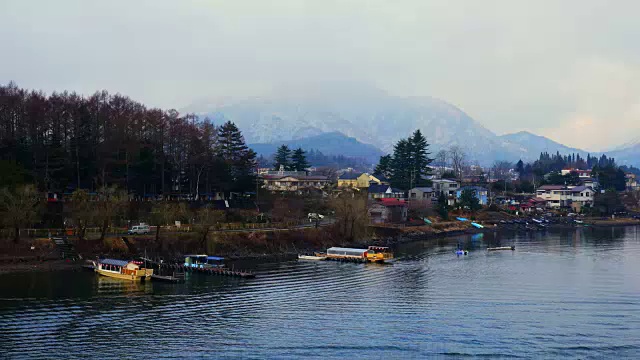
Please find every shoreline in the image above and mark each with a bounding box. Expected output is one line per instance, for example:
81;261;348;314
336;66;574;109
1;220;639;275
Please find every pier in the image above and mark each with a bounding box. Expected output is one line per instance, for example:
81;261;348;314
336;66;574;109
143;259;256;279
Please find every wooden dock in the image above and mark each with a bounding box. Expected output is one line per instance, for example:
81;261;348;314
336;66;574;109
144;259;256;279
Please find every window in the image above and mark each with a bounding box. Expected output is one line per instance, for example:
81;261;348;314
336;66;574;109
411;193;416;198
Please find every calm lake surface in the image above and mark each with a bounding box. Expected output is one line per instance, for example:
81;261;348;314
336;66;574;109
2;227;640;359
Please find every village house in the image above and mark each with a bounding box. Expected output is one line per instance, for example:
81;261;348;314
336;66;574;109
432;179;460;196
409;187;433;201
408;187;433;210
368;198;408;224
561;168;592;178
626;173;639;191
261;174;331;192
569;185;595;212
337;172;370;188
536;185;572;208
456;186;488;205
368;184;404;200
581;178;599;189
368;174;390;186
535;184;594;210
431;179;460;206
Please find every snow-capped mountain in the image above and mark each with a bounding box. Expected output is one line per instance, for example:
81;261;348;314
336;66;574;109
183;82;627;165
498;131;589;159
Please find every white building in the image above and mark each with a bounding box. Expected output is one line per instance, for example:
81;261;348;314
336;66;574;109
536;185;594;211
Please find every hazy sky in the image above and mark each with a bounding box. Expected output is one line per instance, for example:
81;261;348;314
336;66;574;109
2;0;639;150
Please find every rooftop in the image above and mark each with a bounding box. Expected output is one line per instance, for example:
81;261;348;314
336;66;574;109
378;198;407;207
570;185;593;192
338;172;364;180
459;186;488;192
411;187;433;192
368;184;391;194
538;185;566;190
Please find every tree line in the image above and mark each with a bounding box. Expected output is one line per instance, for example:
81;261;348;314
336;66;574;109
0;82;256;196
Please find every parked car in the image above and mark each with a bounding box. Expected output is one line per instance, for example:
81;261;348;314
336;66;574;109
128;224;150;235
308;213;325;221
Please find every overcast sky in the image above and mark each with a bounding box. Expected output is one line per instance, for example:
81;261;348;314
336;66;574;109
1;0;639;150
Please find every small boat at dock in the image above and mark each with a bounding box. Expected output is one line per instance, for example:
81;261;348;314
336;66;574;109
325;246;394;263
95;258;153;281
487;246;515;251
151;272;185;283
298;255;327;261
184;254;225;269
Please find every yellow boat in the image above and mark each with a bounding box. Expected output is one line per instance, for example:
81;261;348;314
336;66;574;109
325;246;394;263
95;258;153;281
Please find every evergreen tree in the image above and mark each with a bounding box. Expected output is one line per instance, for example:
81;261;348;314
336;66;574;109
515;159;524;176
291;147;310;172
374;155;392;178
408;129;433;185
216;121;256;193
390;139;412;190
273;145;291;171
459;188;481;212
436;192;449;220
374;129;434;191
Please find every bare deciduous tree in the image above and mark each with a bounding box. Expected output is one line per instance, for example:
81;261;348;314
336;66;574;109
330;190;369;242
93;186;127;242
71;189;94;240
435;150;448;175
149;201;187;243
192;207;225;249
448;146;466;180
0;185;41;243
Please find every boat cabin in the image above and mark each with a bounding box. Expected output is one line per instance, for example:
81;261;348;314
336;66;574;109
96;258;153;280
326;247;368;259
184;255;225;269
366;246;394;262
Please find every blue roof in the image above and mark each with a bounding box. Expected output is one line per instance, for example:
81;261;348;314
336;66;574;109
99;258;129;267
458;186;488;192
370;173;389;182
339;172;363;180
368;184;390;194
207;256;224;261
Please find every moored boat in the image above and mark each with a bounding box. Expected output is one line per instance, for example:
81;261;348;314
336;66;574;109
298;254;327;261
325;246;394;263
487;246;515;251
184;254;225;269
95;258;153;281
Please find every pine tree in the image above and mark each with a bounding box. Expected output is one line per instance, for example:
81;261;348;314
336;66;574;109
516;160;524;176
216;121;256;193
390;139;412;190
291;147;309;172
408;129;432;185
374;155;392;178
273;145;291;171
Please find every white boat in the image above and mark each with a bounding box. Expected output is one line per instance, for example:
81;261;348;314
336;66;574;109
298;254;327;261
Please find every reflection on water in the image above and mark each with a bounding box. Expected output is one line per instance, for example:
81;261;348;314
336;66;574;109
1;227;640;358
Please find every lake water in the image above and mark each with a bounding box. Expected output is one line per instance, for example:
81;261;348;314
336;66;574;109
2;227;640;359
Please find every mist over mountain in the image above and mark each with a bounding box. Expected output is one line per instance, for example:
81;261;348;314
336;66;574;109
249;132;384;164
184;82;638;166
498;131;589;158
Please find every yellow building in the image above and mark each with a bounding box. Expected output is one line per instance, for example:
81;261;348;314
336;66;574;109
337;172;370;188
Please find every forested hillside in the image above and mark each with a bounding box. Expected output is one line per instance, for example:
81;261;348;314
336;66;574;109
0;82;256;196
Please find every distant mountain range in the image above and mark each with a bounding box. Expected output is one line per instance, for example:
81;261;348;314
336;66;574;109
184;82;640;166
249;131;384;163
497;131;589;159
